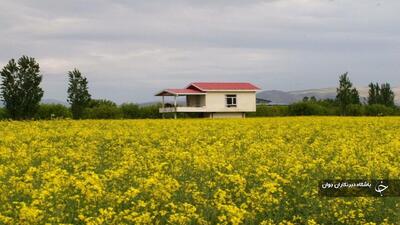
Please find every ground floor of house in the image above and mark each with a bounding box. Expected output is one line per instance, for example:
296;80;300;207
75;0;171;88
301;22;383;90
162;111;247;118
203;112;246;118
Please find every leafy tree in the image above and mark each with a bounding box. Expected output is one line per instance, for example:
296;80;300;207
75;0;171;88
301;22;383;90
368;83;380;105
380;83;395;107
0;56;44;119
350;88;361;105
336;72;360;115
368;82;394;107
302;96;316;102
67;69;91;119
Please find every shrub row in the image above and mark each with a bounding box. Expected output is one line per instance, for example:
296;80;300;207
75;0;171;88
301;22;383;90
0;103;162;120
1;102;399;120
248;102;400;117
83;103;163;119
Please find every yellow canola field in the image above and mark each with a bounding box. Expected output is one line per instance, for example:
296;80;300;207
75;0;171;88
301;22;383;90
0;117;399;224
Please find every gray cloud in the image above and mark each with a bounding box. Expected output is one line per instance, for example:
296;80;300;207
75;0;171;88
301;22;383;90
0;0;399;103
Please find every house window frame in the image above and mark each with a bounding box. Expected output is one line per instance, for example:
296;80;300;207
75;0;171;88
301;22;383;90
225;94;237;107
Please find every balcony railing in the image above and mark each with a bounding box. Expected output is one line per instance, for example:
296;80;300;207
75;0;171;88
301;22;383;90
159;106;207;113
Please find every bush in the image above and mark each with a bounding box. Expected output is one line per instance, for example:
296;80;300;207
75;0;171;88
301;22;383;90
0;107;8;120
345;104;365;116
120;103;141;119
84;99;123;119
365;104;395;116
84;106;122;119
139;104;162;119
35;104;71;120
288;102;329;116
248;105;289;117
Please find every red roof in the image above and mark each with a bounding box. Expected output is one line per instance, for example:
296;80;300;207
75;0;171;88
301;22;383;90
155;82;260;96
189;82;260;91
166;89;204;94
155;88;204;96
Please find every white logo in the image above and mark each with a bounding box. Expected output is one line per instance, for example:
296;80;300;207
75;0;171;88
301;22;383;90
374;181;388;196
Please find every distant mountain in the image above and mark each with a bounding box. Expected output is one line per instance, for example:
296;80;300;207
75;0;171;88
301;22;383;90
257;90;298;105
257;86;400;105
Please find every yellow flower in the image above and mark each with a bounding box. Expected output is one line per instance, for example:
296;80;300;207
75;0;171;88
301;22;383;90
0;118;398;224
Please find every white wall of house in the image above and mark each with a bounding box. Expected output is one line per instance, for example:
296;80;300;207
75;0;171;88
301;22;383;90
211;112;245;118
205;91;256;112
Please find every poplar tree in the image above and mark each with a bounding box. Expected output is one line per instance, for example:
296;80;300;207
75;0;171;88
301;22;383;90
336;72;360;115
67;69;91;119
0;56;44;119
367;82;380;105
380;83;395;107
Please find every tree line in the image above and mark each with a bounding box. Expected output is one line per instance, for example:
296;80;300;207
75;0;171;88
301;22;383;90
249;72;398;117
0;56;399;120
0;55;163;120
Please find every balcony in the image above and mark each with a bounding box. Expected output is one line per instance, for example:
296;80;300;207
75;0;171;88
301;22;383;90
159;106;207;113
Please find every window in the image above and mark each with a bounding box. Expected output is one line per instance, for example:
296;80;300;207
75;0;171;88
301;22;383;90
226;94;237;107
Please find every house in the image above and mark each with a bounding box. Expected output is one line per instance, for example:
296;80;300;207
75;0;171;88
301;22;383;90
155;82;260;118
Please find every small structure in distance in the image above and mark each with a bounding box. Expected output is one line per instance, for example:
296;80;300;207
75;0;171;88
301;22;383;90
155;82;260;118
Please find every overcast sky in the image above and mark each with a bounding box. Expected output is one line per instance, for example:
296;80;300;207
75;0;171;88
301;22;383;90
1;0;399;103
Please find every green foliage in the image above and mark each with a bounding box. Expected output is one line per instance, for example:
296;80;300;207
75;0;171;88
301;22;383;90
288;102;329;116
380;83;395;107
83;99;122;119
247;105;289;117
0;56;44;119
336;72;360;115
67;69;91;119
249;97;399;117
120;103;164;119
368;82;395;107
345;104;365;116
35;104;72;120
120;103;141;119
0;107;8;120
368;83;380;105
365;104;395;116
138;104;162;119
88;99;117;108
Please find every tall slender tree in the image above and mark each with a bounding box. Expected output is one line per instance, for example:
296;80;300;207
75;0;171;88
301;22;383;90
380;83;395;107
0;56;44;119
67;69;91;119
336;72;360;115
368;82;380;105
368;82;395;107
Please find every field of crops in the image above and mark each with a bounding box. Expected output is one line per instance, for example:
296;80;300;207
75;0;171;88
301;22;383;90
0;117;399;224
